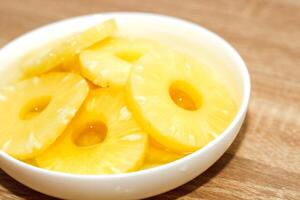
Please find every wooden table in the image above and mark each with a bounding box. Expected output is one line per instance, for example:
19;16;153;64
0;0;299;199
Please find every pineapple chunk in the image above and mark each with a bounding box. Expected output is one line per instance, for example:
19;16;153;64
127;50;237;152
22;19;116;77
35;89;147;175
0;73;89;159
80;37;159;87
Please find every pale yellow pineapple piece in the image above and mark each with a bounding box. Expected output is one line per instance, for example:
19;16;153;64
127;50;237;152
35;89;148;174
80;37;159;87
22;19;116;77
0;73;89;159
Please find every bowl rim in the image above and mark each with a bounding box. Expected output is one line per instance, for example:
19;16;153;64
0;12;251;180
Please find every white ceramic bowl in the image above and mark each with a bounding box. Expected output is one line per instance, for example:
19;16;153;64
0;13;250;200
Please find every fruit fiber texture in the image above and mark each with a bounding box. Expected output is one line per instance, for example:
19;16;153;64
22;19;116;77
127;49;237;153
80;37;160;88
35;89;147;174
0;72;89;160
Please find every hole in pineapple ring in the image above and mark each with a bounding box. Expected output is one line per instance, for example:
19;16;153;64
115;50;143;63
73;121;107;147
169;81;202;111
20;96;52;120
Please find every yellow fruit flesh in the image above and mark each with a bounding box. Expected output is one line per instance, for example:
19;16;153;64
21;19;116;77
35;89;147;174
80;37;159;87
127;50;237;152
50;56;99;89
51;56;82;74
0;73;89;159
141;139;184;170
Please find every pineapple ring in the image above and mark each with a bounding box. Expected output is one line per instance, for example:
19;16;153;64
22;19;116;77
127;50;237;152
80;37;158;87
0;73;89;159
35;89;148;175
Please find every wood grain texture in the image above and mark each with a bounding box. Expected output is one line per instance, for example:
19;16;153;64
0;0;299;199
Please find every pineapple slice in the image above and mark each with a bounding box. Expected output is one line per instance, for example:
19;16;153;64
127;50;237;152
22;19;116;77
141;139;184;170
35;89;148;175
80;37;158;87
0;72;89;159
